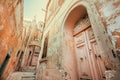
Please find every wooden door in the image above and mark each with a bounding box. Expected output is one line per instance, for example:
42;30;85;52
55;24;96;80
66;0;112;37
87;27;105;80
74;27;105;80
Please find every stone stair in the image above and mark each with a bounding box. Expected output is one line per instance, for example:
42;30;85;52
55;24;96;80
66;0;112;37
21;66;36;80
21;72;36;80
6;66;36;80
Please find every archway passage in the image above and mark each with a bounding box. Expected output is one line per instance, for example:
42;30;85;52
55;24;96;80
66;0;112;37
64;5;106;80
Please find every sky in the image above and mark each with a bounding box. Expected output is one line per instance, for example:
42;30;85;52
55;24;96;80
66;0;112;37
24;0;48;22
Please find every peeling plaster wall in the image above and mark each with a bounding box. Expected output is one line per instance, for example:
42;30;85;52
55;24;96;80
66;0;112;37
47;23;61;57
95;0;120;50
0;0;23;79
37;0;120;80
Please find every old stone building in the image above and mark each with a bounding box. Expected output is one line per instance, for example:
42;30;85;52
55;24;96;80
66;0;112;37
37;0;120;80
0;0;120;80
0;0;43;80
0;0;23;79
6;20;43;80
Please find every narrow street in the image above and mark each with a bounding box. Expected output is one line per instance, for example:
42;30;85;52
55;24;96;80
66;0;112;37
0;0;120;80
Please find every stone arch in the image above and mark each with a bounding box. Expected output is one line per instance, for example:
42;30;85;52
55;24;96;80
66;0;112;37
61;1;117;80
62;0;115;58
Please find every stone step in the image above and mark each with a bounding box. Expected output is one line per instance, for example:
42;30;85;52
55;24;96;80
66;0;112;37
7;66;36;80
22;75;35;77
21;74;36;80
21;71;36;80
21;77;35;80
22;72;35;75
7;71;36;80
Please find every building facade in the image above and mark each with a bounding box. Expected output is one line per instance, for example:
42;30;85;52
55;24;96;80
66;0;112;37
6;19;43;80
21;20;43;69
37;0;120;80
0;0;23;79
0;1;43;79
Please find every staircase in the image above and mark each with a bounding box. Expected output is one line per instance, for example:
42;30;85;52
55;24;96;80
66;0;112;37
21;66;36;80
21;72;36;80
7;66;36;80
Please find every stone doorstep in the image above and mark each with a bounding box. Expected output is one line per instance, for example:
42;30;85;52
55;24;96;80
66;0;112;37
21;79;35;80
22;75;35;77
7;72;36;80
22;72;35;75
21;78;35;80
22;72;36;76
21;75;36;80
22;76;35;78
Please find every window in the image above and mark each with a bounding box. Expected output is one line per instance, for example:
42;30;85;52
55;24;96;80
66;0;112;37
17;50;20;57
42;35;48;58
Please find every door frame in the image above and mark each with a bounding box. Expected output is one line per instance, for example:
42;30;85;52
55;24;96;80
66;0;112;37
74;24;105;80
62;0;115;58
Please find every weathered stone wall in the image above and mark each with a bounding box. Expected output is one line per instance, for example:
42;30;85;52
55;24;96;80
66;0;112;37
95;1;120;79
95;0;120;55
0;0;23;79
37;0;120;80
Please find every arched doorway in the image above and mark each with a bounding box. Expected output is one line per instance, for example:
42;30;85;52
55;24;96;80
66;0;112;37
63;4;109;80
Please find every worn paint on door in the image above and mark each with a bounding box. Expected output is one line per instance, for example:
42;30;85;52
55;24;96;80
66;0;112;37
74;25;105;80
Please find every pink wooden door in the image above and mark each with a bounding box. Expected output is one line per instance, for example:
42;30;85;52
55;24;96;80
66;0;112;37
74;27;105;80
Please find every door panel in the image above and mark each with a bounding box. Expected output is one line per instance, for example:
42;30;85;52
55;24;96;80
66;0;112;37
87;27;95;40
74;32;85;47
76;45;92;79
87;27;105;79
74;31;92;79
90;41;105;79
74;27;105;80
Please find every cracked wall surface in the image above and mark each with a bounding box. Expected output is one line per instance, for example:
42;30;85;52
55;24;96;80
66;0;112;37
0;0;23;79
37;0;120;80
